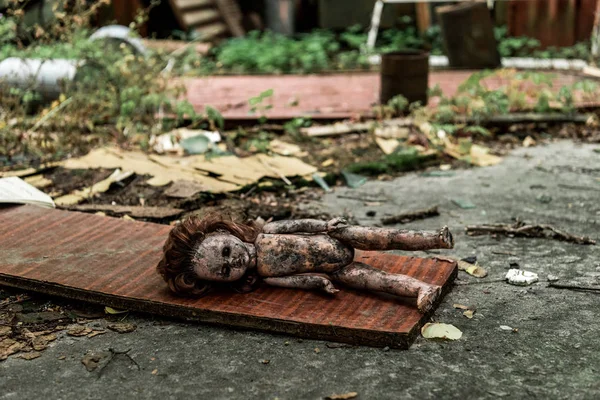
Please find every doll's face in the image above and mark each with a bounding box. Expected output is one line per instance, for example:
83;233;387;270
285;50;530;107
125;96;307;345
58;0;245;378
191;233;251;282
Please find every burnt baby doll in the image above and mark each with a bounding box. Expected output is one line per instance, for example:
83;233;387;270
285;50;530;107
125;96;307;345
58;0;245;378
157;215;454;313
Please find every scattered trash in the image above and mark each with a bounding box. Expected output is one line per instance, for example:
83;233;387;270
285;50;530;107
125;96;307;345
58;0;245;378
325;392;358;400
150;129;221;155
381;205;439;225
54;169;134;206
421;323;463;340
107;323;137;334
452;199;476;209
312;173;332;192
499;325;518;332
506;269;539;286
341;170;367;189
0;176;55;208
466;220;596;245
458;260;488;278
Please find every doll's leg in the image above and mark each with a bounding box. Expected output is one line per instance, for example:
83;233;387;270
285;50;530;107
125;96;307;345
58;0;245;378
328;224;453;251
330;262;441;313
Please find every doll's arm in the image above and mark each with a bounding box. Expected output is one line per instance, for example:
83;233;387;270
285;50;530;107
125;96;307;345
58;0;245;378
262;219;327;234
263;275;339;294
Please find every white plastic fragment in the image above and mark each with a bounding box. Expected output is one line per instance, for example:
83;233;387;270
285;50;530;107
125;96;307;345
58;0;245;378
505;269;539;286
499;325;514;331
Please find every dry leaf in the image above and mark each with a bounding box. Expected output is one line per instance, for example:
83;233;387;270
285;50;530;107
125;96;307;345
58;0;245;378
0;338;25;360
522;136;536;147
463;310;475;319
314;348;321;354
421;323;463;340
32;334;56;351
325;392;358;400
87;330;106;338
453;304;469;310
0;326;11;336
104;306;128;315
58;355;66;360
469;144;502;167
17;351;42;360
107;323;136;334
151;368;158;375
67;325;93;337
81;353;104;372
260;359;270;365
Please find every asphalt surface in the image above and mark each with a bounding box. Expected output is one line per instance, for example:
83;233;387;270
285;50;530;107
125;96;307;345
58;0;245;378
1;140;599;400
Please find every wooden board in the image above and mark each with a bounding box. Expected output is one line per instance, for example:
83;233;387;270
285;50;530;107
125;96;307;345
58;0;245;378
168;0;244;41
0;205;457;349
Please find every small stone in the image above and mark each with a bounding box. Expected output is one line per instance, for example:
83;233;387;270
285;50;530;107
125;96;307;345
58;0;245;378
547;274;559;282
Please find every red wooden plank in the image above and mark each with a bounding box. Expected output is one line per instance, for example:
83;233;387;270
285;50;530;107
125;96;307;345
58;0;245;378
0;205;457;349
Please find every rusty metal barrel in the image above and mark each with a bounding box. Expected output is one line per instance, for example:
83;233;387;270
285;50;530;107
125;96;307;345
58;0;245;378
380;50;429;106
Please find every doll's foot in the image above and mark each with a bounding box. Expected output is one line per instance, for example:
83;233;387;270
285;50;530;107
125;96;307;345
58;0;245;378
417;285;441;313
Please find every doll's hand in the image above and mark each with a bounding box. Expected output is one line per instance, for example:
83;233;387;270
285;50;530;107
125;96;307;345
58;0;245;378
327;217;349;232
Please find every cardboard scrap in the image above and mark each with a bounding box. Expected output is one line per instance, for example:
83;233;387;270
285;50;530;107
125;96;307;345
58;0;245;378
63;147;317;192
375;137;400;155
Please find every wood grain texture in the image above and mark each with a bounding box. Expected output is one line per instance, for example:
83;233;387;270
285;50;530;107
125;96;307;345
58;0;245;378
0;205;457;348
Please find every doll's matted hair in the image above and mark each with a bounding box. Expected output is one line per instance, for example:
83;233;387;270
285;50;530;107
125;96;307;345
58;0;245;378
157;214;261;296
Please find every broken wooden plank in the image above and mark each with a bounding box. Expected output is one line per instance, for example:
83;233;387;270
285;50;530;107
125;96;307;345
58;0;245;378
0;205;457;349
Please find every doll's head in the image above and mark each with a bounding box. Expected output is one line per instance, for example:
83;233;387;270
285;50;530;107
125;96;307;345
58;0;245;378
157;215;260;296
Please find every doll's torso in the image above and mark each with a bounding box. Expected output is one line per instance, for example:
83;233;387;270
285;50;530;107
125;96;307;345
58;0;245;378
255;233;354;277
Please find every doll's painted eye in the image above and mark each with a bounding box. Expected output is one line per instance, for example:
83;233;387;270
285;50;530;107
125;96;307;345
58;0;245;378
222;246;230;257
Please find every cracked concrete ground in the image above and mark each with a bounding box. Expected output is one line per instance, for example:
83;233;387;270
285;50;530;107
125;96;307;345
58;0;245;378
1;140;599;400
